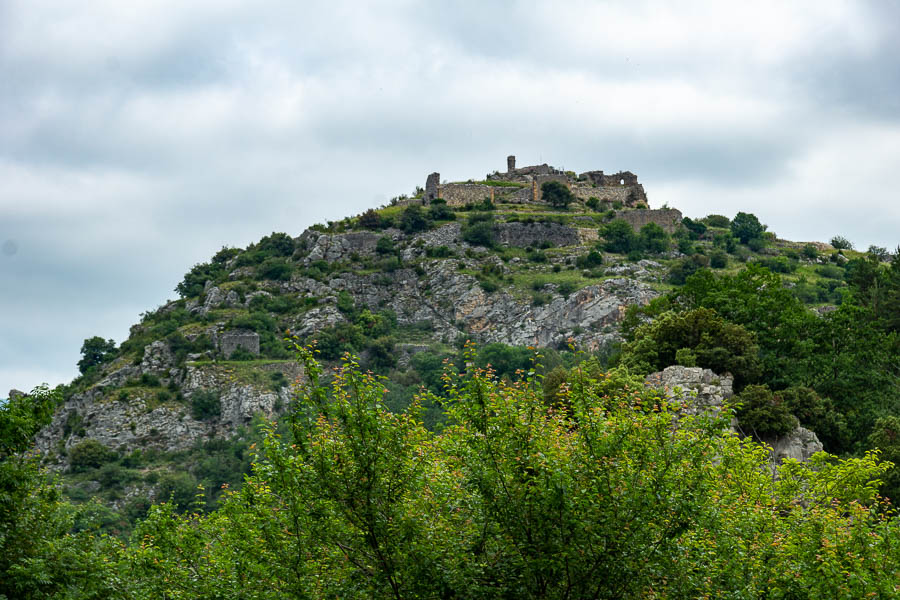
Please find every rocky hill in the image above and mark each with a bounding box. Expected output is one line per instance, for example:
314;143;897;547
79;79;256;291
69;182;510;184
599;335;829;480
26;158;897;529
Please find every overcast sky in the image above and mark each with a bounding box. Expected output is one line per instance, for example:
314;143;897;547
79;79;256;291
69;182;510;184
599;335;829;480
2;0;899;393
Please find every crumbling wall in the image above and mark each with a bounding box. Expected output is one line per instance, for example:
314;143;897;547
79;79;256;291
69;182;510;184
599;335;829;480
440;184;495;207
496;222;580;247
425;172;440;203
613;208;683;234
219;330;260;358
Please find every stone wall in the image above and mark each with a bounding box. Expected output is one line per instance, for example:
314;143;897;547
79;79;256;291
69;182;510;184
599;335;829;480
440;183;495;207
425;172;440;203
496;222;580;247
613;208;683;234
220;330;260;358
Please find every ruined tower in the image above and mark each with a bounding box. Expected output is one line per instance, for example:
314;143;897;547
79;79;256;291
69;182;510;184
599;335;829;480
425;172;440;203
507;155;516;172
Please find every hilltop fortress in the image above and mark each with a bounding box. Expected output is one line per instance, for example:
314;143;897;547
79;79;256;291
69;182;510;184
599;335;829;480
424;155;649;208
417;155;680;233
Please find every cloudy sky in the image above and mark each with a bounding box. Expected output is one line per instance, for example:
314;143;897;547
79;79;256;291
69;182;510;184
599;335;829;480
2;0;899;393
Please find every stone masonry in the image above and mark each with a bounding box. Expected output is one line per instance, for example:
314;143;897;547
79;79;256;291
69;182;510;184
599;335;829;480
219;330;260;358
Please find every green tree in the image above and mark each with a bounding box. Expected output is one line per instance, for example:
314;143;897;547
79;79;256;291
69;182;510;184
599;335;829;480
77;336;116;374
730;211;765;244
638;222;669;253
399;204;431;234
830;235;854;250
621;308;761;387
601;219;639;253
541;181;574;209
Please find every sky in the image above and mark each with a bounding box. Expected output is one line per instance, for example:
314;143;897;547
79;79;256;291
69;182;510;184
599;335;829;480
2;0;900;393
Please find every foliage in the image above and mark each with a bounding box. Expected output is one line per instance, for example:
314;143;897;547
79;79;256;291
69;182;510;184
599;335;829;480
358;208;382;230
69;439;117;472
682;216;707;237
460;213;497;248
399;204;431;234
601;219;639;253
540;180;575;209
735;384;798;439
638;222;669;253
621;308;761;388
375;236;395;255
115;349;900;598
189;390;222;421
575;249;603;269
703;214;731;228
730;211;765;244
427;199;456;221
77;336;117;375
830;235;854;250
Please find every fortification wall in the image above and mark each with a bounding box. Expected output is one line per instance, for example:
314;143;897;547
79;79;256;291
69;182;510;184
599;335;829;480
220;330;260;358
571;185;634;206
496;222;580;248
440;184;495;207
613;208;683;234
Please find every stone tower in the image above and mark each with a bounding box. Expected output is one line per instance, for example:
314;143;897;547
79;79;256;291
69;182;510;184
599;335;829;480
425;172;440;203
507;155;516;172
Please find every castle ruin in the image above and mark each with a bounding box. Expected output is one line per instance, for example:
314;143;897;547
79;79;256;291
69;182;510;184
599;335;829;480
425;155;649;209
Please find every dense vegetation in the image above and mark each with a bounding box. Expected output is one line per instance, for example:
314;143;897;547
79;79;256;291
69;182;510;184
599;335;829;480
11;192;900;595
4;349;900;598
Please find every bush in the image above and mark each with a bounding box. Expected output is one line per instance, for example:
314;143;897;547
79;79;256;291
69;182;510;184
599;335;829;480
682;217;707;238
77;336;116;375
191;390;222;421
576;250;603;269
376;236;395;255
639;223;669;254
709;250;728;269
585;197;600;211
602;220;639;254
400;205;431;234
703;214;731;228
258;258;293;281
478;279;499;293
730;212;765;244
69;439;116;472
802;244;819;260
830;235;853;250
541;181;574;209
461;215;497;248
427;200;456;221
557;281;577;298
735;385;798;439
747;237;765;252
358;209;382;230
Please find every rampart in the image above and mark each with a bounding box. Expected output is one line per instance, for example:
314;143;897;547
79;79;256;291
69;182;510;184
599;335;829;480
440;184;495;207
220;330;260;358
612;208;683;234
495;222;581;247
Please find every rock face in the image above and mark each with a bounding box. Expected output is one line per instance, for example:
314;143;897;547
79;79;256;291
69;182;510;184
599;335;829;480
645;366;733;419
645;366;824;466
33;351;302;465
763;427;823;465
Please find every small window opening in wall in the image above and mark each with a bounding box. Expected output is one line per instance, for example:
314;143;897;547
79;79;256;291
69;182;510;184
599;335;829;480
620;178;625;185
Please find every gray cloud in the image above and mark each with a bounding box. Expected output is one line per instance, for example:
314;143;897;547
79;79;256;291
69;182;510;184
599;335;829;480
2;0;899;392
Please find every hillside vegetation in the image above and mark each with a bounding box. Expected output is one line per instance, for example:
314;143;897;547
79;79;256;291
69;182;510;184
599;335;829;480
4;191;900;597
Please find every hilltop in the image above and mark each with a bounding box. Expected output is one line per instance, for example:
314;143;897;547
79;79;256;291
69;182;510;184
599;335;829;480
21;155;900;532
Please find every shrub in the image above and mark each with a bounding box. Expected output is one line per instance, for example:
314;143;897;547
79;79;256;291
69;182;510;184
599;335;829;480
830;235;853;250
427;200;456;221
802;244;819;260
735;385;798;439
69;439;116;472
376;236;395;255
557;281;577;298
358;209;382;230
602;220;639;254
77;336;116;375
191;390;222;421
585;197;600;211
478;279;499;293
747;237;765;252
400;205;432;234
709;250;728;269
541;181;574;209
140;373;161;387
703;214;731;228
730;212;766;244
639;223;669;254
258;258;293;281
461;216;497;248
576;250;604;269
674;348;697;367
682;217;707;238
